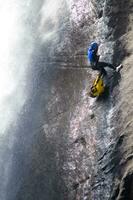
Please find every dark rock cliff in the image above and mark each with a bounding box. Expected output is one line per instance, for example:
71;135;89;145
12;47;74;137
43;0;133;199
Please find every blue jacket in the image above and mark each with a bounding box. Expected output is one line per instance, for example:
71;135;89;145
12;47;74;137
88;48;97;63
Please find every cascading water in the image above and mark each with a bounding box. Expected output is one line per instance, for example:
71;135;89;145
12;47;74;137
0;0;69;200
0;1;39;199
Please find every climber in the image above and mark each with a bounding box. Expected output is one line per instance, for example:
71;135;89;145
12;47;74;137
88;42;122;76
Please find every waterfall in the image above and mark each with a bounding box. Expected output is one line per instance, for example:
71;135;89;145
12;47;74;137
0;1;36;199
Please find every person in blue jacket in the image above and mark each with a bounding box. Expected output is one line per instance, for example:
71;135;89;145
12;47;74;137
88;42;122;76
88;42;99;67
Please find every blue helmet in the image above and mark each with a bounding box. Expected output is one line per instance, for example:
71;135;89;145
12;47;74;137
89;42;98;51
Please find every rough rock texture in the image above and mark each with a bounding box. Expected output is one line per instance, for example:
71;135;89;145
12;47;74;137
49;0;133;199
46;0;133;199
110;2;133;199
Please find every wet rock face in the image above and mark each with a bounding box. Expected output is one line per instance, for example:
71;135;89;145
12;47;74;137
47;0;133;199
4;0;133;200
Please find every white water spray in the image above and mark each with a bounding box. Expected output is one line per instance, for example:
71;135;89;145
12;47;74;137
39;0;67;41
0;1;35;199
0;1;34;135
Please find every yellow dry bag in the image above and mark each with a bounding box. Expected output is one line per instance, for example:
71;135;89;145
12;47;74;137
89;74;105;97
